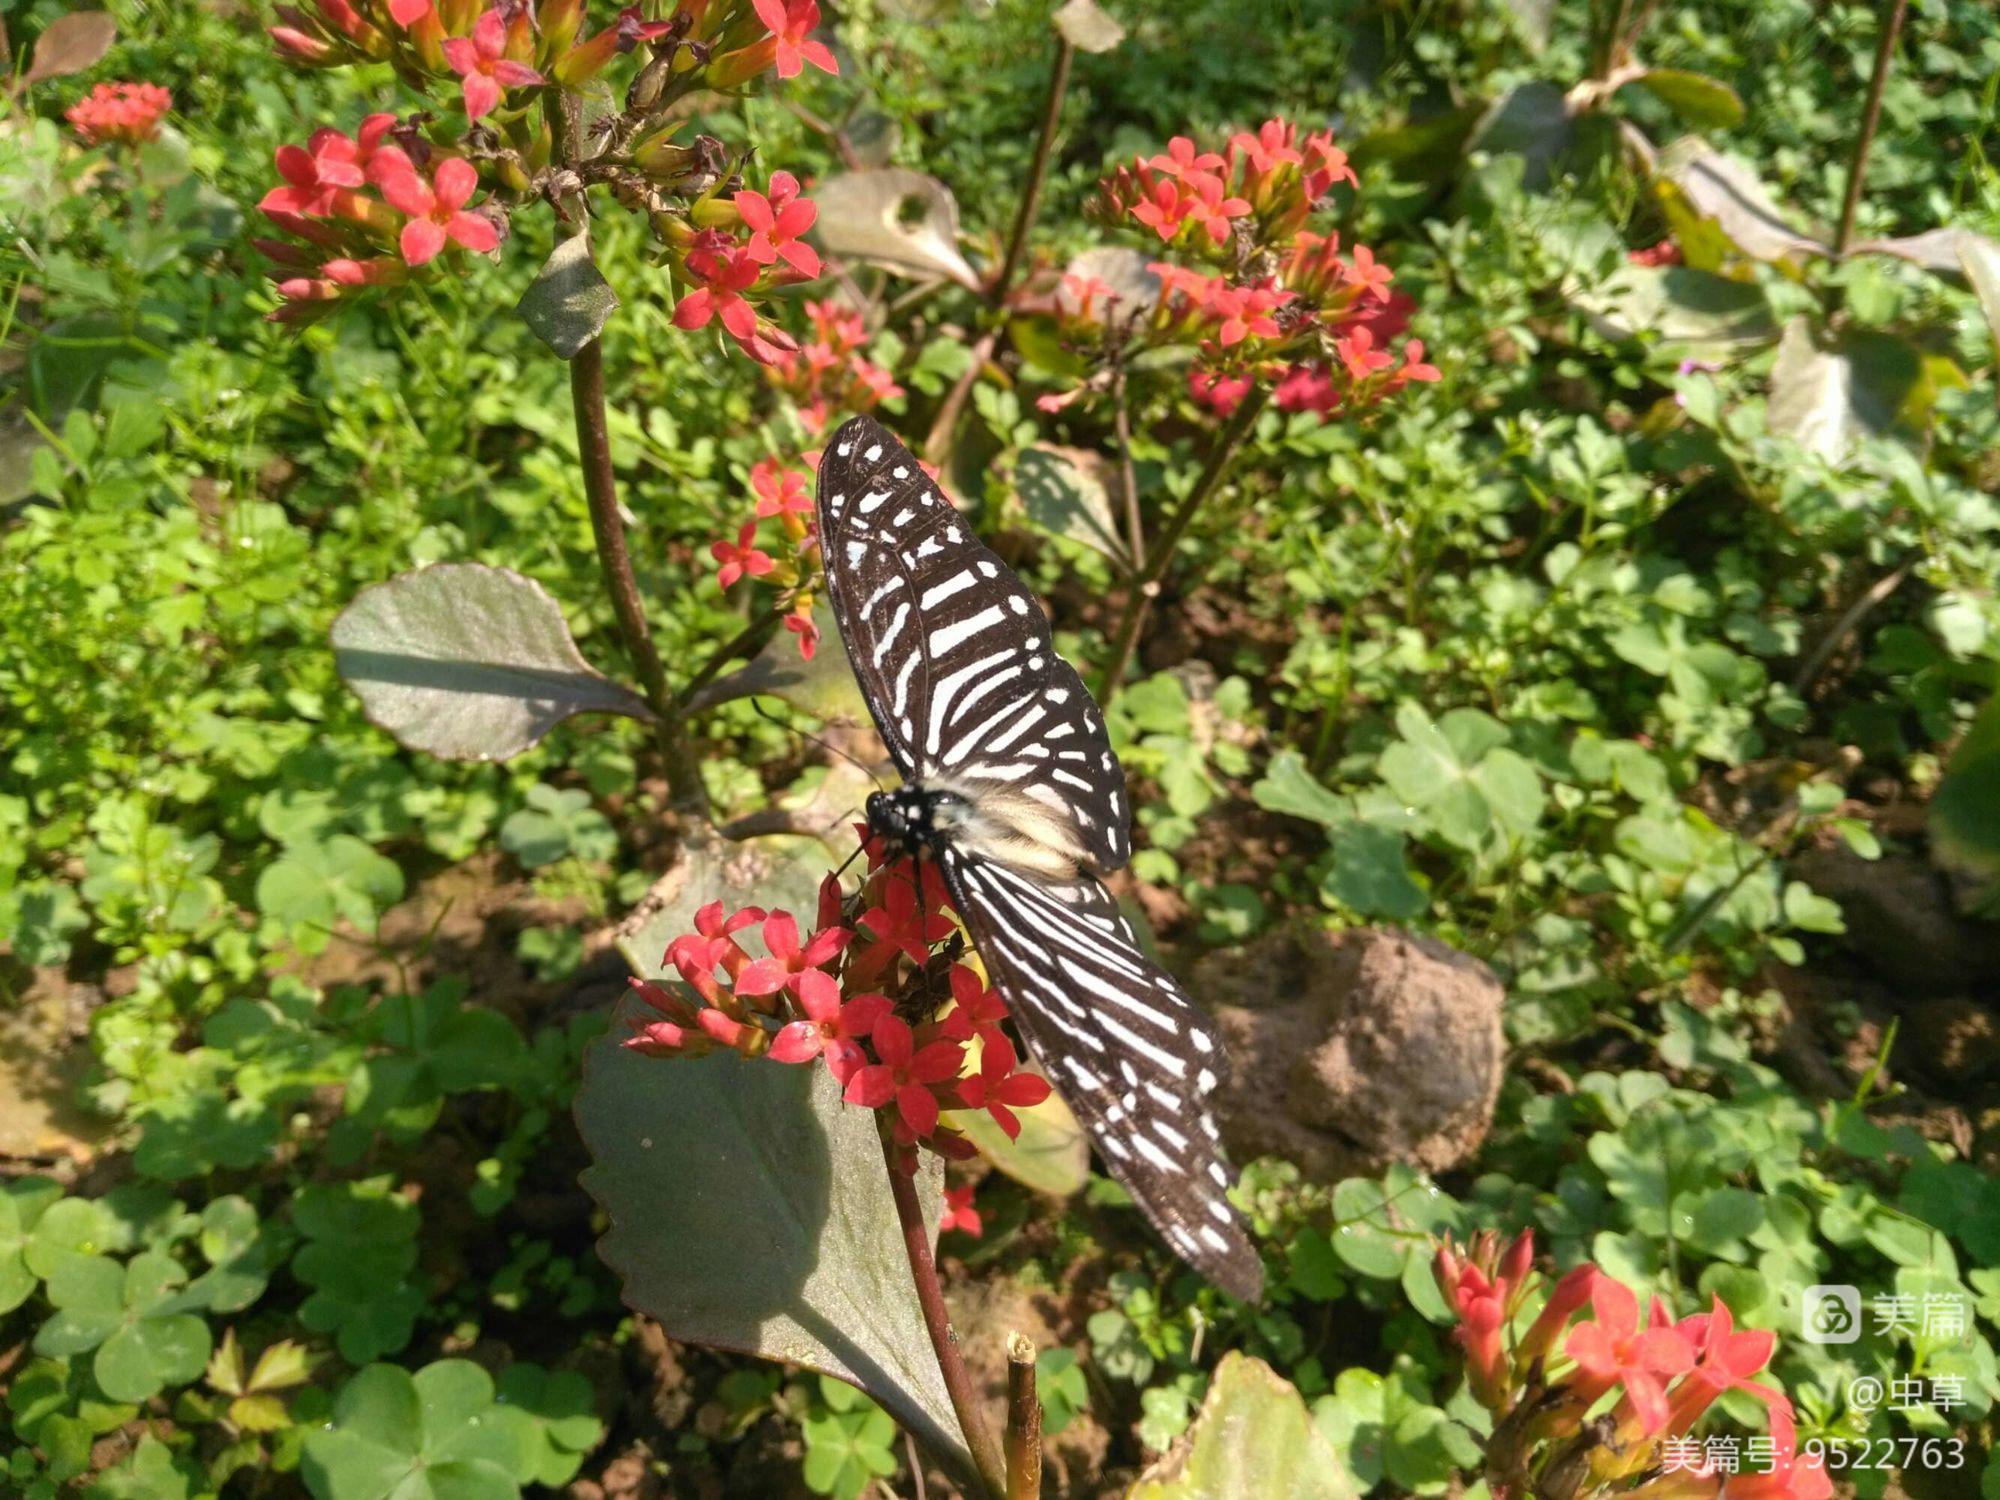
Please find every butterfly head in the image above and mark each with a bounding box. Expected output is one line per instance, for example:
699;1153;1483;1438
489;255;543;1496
865;785;951;861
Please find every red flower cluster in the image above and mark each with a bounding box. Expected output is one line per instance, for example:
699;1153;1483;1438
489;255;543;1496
1629;238;1684;268
258;0;839;332
1051;118;1437;423
699;451;823;657
1434;1231;1829;1500
64;81;172;146
767;299;904;434
627;844;1052;1173
939;1183;983;1238
255;116;500;322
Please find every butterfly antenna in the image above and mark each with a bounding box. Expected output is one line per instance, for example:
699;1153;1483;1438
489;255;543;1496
749;700;888;794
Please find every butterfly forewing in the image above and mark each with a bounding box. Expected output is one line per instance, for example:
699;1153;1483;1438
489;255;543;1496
817;414;1262;1302
815;416;1130;875
938;847;1263;1301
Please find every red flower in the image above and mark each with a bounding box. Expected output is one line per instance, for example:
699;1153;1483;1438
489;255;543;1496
676;246;763;345
1335;324;1394;381
751;0;837;79
751;458;813;519
665;900;765;980
1563;1277;1697;1436
766;969;888;1080
844;1015;963;1138
1182;175;1252;244
441;9;545;121
65;81;172;146
938;964;1008;1049
939;1184;983;1237
1273;363;1336;415
388;0;432;25
1629;238;1683;268
1207;283;1290;346
858;873;957;966
735;910;850;996
1146;135;1225;182
711;522;775;589
784;608;820;661
262;129;365;217
1302;133;1358;197
1229;119;1304;174
378;157;498;266
1434;1230;1537;1408
1663;1298;1786;1435
1189;369;1253;415
1343;244;1394;301
736;171;820;277
953;1036;1050;1139
1397;338;1441;384
1130;175;1196;241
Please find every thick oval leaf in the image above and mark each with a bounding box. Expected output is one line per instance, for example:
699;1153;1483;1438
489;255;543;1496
1468;82;1571;190
1657;137;1826;264
1629;69;1745;129
1570;264;1775;351
25;13;117;84
1058;248;1161;321
683;600;867;723
947;1073;1088;1197
813;170;982;290
1129;1353;1358;1500
614;828;835;977
517;234;619;360
1766;317;1915;461
333;564;653;761
1053;0;1125;52
576;1002;971;1479
1015;444;1128;565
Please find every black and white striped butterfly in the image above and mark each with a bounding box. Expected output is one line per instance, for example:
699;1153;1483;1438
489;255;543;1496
816;413;1263;1302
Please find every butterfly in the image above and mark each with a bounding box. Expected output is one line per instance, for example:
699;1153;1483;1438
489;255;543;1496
815;413;1263;1301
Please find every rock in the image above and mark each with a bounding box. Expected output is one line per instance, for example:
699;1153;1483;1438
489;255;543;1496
1792;843;2000;1000
1907;998;2000;1086
1193;927;1505;1183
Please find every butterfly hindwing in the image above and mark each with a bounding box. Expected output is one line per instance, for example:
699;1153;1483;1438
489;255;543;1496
815;416;1130;874
938;847;1263;1301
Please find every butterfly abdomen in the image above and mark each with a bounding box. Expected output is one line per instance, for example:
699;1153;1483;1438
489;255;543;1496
921;773;1096;883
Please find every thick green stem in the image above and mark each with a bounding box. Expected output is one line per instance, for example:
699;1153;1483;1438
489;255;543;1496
1834;0;1909;256
882;1138;1006;1500
1092;387;1269;702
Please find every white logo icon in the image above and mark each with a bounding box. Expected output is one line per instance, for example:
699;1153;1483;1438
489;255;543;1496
1802;1285;1861;1344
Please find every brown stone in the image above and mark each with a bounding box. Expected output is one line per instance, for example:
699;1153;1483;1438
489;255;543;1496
1193;926;1505;1183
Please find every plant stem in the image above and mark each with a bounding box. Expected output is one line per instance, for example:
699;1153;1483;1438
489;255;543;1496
552;88;709;819
1111;363;1144;568
921;327;1000;467
569;343;710;817
676;603;787;709
1003;1332;1043;1500
1092;387;1269;702
991;34;1075;304
881;1139;1006;1500
1834;0;1910;256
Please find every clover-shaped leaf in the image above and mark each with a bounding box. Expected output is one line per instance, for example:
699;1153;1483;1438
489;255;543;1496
303;1361;525;1500
257;834;406;951
498;784;616;869
34;1252;212;1403
183;1196;272;1313
292;1183;424;1365
132;1093;281;1182
24;1195;113;1280
0;1178;64;1313
494;1366;604;1488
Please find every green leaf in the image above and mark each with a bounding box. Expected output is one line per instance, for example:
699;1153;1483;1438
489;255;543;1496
1131;1353;1358;1500
83;1436;190;1500
1015;444;1128;565
302;1361;523;1500
1252;751;1354;828
257;835;405;944
333;564;653;762
1930;693;2000;881
1629;69;1745;129
683;601;867;723
1321;824;1427;921
516;233;619;360
493;1366;604;1487
1329;1179;1408;1281
498;785;615;870
576;1002;973;1482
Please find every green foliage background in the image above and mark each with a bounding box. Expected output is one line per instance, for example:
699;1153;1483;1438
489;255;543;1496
2;0;1998;1495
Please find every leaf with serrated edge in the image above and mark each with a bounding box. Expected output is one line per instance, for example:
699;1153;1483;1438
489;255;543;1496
333;564;653;761
813;170;981;289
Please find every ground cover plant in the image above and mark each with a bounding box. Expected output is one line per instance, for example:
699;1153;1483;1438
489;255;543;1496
2;0;1999;1496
